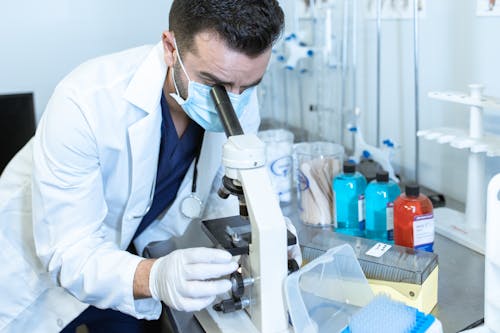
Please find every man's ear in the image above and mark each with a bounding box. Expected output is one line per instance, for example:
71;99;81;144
162;31;176;67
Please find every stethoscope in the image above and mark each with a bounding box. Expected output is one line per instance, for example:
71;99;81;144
180;155;203;218
133;138;204;220
180;138;204;219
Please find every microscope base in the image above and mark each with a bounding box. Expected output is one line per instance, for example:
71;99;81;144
194;305;260;333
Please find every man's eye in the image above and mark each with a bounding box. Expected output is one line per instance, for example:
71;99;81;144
202;80;217;86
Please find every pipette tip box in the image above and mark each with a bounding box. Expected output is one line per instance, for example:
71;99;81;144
302;233;439;314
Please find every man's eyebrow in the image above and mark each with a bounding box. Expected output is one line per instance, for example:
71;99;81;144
199;71;230;85
199;71;262;88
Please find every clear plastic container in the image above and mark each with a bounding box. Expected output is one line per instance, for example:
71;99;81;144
258;129;294;203
294;142;344;227
285;244;374;333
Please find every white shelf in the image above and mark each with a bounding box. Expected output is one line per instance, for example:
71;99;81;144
428;91;500;110
424;85;497;255
434;207;485;255
417;127;500;157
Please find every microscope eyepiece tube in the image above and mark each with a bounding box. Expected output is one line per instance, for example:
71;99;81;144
210;85;244;137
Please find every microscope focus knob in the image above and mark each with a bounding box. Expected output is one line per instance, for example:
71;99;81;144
230;271;245;298
213;297;250;314
288;259;300;274
217;186;231;199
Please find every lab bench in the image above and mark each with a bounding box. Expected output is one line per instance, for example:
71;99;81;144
289;216;485;333
148;206;485;333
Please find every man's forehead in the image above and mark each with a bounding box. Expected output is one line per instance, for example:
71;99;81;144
182;31;271;85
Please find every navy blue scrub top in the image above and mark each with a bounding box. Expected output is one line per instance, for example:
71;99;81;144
133;92;204;240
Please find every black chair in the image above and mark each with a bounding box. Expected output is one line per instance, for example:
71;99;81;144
0;93;36;174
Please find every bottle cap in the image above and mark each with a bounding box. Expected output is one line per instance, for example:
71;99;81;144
405;184;420;197
343;161;356;174
376;171;389;182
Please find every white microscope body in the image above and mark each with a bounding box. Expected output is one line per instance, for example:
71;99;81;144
221;134;289;332
197;85;291;332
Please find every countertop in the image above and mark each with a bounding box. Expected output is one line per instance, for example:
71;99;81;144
284;200;485;333
150;201;486;333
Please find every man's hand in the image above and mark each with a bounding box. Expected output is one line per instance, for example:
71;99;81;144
148;248;237;312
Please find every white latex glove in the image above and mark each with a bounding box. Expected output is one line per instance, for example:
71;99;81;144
149;247;238;312
284;217;302;267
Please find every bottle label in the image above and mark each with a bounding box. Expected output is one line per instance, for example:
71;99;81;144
386;202;394;241
270;156;292;177
333;190;338;228
366;242;392;258
413;213;435;251
269;156;293;202
358;194;365;230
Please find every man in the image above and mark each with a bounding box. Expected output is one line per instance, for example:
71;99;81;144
0;1;298;332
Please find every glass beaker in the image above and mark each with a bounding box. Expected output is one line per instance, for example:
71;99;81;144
257;129;295;203
294;141;344;226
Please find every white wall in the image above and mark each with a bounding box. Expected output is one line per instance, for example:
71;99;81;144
357;0;500;204
2;0;499;204
0;0;171;121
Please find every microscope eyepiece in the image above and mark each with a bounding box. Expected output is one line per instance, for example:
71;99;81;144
210;85;244;137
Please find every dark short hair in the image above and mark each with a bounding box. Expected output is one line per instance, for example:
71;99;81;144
169;0;284;57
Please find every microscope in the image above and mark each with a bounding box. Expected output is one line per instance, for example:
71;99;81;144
199;86;298;332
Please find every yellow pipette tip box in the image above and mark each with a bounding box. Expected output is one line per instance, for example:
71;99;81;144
302;233;439;314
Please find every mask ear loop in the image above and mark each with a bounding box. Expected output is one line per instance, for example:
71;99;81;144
173;39;191;81
170;39;192;100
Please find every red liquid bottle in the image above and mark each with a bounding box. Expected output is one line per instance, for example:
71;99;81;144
394;184;435;252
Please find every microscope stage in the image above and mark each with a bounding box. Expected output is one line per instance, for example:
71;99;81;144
201;215;297;256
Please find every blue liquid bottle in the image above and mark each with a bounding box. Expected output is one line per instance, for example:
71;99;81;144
333;162;367;237
365;171;401;242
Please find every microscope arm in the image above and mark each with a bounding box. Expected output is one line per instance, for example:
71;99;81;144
210;85;291;332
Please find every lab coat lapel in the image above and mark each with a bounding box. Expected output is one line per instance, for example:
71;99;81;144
121;42;165;248
125;110;161;217
197;131;227;202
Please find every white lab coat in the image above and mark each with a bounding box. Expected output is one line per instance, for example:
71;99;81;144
0;42;260;332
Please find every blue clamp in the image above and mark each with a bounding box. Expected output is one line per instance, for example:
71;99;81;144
382;139;394;148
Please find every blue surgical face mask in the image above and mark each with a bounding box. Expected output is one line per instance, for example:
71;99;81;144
169;40;255;132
